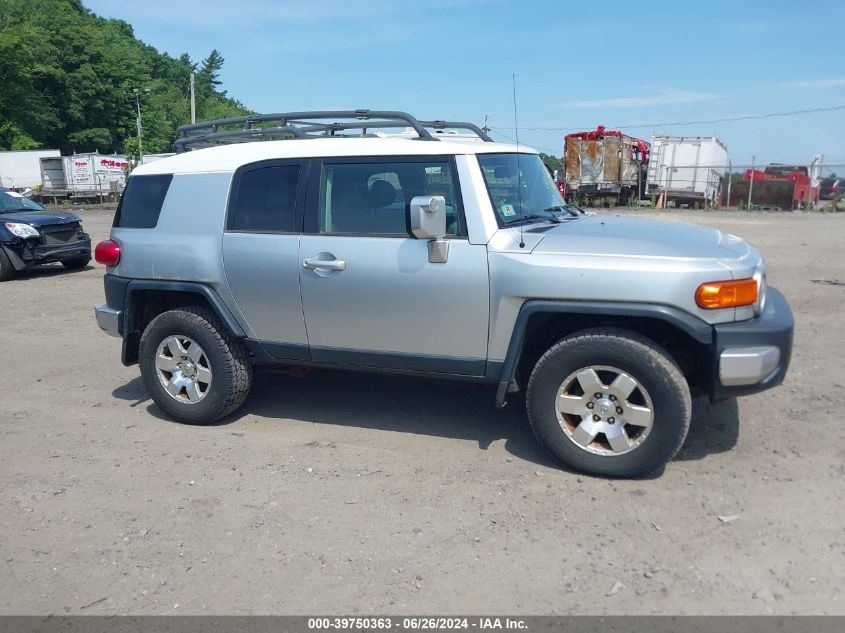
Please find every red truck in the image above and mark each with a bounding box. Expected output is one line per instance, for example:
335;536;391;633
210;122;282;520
743;164;818;209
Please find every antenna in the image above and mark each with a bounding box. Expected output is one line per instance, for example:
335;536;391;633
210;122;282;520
512;74;525;248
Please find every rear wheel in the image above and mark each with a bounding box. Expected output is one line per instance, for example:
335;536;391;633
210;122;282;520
61;255;91;270
526;328;691;477
139;306;252;424
0;249;15;281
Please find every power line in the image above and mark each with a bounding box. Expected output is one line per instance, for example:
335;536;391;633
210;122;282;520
490;129;560;154
492;104;845;132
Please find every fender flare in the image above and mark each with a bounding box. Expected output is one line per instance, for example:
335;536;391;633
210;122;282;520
494;299;714;408
124;279;246;338
120;280;246;365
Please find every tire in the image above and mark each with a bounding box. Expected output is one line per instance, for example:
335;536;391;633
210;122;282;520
0;248;15;282
138;306;252;424
61;255;91;270
526;328;691;477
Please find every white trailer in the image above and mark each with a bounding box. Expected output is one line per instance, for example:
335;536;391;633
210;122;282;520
39;152;130;199
646;136;728;206
139;153;175;166
0;149;61;189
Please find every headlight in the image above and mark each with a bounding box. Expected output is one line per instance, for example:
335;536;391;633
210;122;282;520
4;222;40;239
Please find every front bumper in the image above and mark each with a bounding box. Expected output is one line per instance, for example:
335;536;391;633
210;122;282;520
711;286;794;399
3;235;91;268
34;237;91;262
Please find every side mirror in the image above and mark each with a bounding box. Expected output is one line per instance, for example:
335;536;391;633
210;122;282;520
408;195;446;240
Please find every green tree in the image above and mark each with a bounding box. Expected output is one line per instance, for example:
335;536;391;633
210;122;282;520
539;152;563;175
197;49;225;93
0;123;40;150
0;1;248;154
67;128;113;151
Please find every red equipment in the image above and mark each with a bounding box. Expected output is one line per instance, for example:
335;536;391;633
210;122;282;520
743;164;818;207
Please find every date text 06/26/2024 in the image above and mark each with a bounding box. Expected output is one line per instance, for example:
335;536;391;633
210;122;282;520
307;617;528;630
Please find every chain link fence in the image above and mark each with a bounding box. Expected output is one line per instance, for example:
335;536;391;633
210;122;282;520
572;162;845;211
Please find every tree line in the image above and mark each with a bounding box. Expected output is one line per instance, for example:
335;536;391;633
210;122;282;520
0;0;248;157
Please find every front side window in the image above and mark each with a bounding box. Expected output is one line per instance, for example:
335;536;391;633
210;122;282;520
228;165;300;232
319;160;461;236
477;153;574;225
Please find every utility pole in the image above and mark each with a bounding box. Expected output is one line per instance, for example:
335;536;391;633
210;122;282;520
190;73;196;124
726;159;732;209
132;88;148;164
809;154;823;210
747;155;755;210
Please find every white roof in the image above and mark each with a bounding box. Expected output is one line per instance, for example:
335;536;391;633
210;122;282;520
132;137;537;176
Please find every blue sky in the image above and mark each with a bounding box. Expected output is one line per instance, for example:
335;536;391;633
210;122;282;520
84;0;845;167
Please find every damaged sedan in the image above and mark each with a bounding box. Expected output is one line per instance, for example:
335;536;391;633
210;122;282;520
0;189;92;281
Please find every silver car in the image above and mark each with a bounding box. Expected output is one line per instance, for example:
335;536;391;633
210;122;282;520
94;110;793;477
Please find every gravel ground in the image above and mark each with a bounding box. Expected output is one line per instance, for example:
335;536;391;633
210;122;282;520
0;207;843;615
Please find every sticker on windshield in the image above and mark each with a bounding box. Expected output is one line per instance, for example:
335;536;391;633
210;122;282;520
500;203;516;217
6;191;23;198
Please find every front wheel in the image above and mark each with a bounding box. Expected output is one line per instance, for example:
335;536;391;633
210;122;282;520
526;328;691;477
139;306;252;424
0;249;15;281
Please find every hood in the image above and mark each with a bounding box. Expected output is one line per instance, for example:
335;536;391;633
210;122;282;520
0;210;81;228
531;215;751;262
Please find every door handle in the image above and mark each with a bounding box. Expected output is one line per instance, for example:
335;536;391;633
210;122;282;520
303;257;346;271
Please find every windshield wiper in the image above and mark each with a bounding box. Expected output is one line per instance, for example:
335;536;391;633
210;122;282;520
544;205;580;217
504;214;562;226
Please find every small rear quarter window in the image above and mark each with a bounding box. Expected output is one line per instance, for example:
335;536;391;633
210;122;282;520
113;174;173;228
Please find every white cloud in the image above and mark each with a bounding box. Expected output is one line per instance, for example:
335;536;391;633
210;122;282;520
780;77;845;89
558;89;718;109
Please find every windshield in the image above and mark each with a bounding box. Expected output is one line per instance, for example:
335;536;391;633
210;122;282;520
477;153;575;225
0;191;45;213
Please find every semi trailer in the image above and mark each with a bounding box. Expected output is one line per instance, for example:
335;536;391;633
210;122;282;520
646;136;728;207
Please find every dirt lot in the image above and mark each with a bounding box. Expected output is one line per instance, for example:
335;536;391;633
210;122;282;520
1;207;843;616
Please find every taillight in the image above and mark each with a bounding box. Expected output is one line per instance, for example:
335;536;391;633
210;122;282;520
695;278;758;309
95;240;121;267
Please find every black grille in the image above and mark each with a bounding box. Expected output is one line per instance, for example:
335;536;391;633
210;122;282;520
41;222;80;245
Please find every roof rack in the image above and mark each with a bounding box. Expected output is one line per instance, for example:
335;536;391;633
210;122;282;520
173;109;494;152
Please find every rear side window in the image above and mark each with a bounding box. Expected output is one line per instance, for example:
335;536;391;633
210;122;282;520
228;165;300;232
113;174;173;228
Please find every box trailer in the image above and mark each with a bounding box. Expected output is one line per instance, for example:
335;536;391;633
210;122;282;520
559;126;650;204
0;149;61;189
139;153;175;166
646;136;728;207
39;152;130;200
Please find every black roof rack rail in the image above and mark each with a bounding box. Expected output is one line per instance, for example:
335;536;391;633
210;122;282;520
174;109;493;152
419;120;493;143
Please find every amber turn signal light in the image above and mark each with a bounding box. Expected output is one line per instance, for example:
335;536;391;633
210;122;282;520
695;278;758;309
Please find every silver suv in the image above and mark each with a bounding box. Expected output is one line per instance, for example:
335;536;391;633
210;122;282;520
94;110;793;477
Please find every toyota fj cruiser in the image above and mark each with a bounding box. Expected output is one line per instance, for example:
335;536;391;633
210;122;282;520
94;110;793;477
